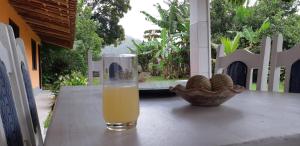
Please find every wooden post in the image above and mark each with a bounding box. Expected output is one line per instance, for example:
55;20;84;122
256;37;271;91
269;34;283;92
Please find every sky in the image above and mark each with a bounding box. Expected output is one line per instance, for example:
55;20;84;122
119;0;167;41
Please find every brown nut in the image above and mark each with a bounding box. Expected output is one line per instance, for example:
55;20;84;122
186;75;211;91
211;74;234;91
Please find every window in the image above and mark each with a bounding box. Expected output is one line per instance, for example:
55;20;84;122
9;19;19;38
31;39;37;70
38;45;42;88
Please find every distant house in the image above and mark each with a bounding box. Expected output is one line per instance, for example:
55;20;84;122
0;0;76;90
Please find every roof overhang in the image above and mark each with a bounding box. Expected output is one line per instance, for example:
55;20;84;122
10;0;77;48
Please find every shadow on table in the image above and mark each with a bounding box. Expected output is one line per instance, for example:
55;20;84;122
139;90;176;98
171;105;244;124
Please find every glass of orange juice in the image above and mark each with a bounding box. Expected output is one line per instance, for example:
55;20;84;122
102;53;139;131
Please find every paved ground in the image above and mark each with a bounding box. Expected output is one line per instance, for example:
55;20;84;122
34;90;53;140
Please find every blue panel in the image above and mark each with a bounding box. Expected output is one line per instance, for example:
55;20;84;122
227;61;248;87
289;59;300;93
21;62;39;133
0;60;23;146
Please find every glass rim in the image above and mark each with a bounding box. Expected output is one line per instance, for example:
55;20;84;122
102;53;136;58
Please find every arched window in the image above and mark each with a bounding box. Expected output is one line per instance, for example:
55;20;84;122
289;59;300;93
227;61;248;87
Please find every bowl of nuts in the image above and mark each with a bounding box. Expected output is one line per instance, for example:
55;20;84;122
169;74;245;106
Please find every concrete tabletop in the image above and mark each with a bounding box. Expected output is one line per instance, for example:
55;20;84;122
44;86;300;146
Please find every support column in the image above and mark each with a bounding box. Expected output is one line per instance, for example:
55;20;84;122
190;0;211;78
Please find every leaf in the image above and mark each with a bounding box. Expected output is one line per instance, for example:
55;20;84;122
141;11;160;26
221;37;232;55
257;18;270;34
241;27;255;43
127;47;136;54
234;6;253;23
220;33;240;55
232;33;241;51
161;28;168;47
227;0;246;6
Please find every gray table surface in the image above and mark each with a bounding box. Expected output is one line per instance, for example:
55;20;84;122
44;86;300;146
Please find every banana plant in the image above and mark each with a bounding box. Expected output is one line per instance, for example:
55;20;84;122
240;18;270;49
221;33;241;55
222;18;270;55
141;0;189;35
134;0;190;79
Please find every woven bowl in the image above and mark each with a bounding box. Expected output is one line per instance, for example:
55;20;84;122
169;84;245;106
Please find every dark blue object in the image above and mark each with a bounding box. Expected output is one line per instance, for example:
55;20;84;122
227;61;248;87
289;59;300;93
109;62;123;79
0;60;23;146
21;62;39;133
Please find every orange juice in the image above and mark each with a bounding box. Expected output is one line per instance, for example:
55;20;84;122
103;85;139;123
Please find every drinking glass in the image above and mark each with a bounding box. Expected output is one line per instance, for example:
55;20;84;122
102;53;139;131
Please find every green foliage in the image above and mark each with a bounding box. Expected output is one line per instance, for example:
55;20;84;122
41;44;87;87
251;82;284;92
223;18;270;54
86;0;131;46
134;0;190;79
226;0;247;6
233;6;253;23
141;0;190;36
76;0;103;59
131;40;159;74
277;14;300;49
44;111;52;128
221;33;241;55
212;0;300;82
51;71;88;96
240;18;270;44
93;77;100;85
59;72;88;86
212;0;300;56
237;18;270;52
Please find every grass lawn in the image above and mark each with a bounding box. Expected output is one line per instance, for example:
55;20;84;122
44;111;53;128
93;77;100;85
250;82;284;92
146;76;188;82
